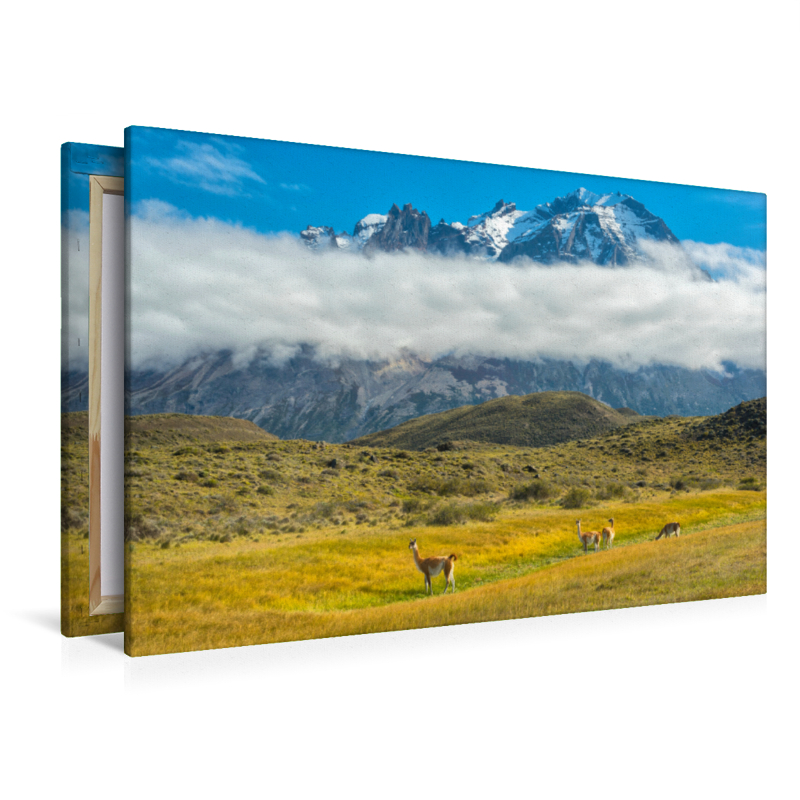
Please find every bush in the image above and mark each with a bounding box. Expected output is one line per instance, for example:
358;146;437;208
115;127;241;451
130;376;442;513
409;476;493;497
259;468;282;481
313;501;338;519
595;482;627;501
256;485;274;495
428;501;497;526
738;476;761;491
174;471;199;482
124;512;160;541
561;487;592;509
402;497;430;514
510;480;554;502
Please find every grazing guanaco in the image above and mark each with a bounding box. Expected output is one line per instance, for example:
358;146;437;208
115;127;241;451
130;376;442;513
576;520;601;553
408;539;457;595
655;521;681;540
601;518;615;549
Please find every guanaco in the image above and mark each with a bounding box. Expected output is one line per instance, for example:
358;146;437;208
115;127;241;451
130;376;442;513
576;520;601;553
601;518;615;549
655;521;680;540
408;539;457;594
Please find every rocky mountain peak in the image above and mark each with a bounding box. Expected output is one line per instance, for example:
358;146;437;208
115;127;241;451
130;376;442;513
363;203;431;253
301;188;694;271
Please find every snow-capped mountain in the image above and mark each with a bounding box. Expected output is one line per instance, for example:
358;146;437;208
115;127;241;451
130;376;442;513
299;225;349;250
300;213;389;252
497;189;681;264
353;213;387;248
302;188;686;268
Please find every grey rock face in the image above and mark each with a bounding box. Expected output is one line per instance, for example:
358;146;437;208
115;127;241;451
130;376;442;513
362;203;431;253
110;351;765;442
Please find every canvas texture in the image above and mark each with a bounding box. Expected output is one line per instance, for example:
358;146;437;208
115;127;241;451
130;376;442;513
60;142;125;637
121;125;766;656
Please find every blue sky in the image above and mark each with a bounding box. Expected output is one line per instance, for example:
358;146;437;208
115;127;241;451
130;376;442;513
122;126;766;250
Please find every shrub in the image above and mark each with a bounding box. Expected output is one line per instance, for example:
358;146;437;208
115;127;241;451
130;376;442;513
174;471;199;482
256;485;274;496
409;476;493;497
313;501;337;518
595;482;628;501
344;499;371;512
428;501;497;526
738;476;761;491
510;480;554;502
124;512;160;541
402;497;428;514
562;487;592;509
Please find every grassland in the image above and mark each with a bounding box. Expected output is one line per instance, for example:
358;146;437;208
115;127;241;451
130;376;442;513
125;517;765;654
59;400;766;654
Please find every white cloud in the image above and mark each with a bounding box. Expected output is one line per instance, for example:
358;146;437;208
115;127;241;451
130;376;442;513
61;210;90;370
145;140;266;196
127;207;766;374
681;240;766;286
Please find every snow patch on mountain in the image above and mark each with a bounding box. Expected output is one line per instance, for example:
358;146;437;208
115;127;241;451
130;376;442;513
352;213;387;249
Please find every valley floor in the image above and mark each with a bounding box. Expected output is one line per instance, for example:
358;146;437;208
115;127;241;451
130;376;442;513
120;495;765;656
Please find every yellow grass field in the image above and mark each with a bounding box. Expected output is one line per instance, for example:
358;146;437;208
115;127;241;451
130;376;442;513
61;409;766;652
124;493;765;656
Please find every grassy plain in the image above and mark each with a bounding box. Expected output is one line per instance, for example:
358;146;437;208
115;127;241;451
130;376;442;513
59;403;766;654
126;517;766;654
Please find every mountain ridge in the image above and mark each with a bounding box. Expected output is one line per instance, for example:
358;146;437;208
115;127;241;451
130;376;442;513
301;187;691;268
348;391;643;450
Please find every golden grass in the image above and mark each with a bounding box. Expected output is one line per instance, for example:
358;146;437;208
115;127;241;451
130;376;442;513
61;532;122;636
125;516;765;655
60;410;766;650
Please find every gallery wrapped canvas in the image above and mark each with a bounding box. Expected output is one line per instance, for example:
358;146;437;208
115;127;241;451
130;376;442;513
122;126;766;656
61;143;125;636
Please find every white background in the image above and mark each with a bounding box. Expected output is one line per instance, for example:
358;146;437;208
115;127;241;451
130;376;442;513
1;2;797;798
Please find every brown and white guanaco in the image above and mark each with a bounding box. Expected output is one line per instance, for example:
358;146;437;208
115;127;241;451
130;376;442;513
655;521;681;540
408;539;457;594
576;520;601;553
601;518;615;549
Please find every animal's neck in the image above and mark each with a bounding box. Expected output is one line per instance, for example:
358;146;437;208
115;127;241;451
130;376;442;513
576;522;582;539
411;545;422;566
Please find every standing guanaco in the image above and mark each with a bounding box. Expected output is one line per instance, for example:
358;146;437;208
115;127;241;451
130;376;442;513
408;539;457;594
601;518;615;549
576;520;601;553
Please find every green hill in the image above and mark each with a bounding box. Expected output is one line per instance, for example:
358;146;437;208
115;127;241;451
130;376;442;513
349;391;642;450
62;412;278;447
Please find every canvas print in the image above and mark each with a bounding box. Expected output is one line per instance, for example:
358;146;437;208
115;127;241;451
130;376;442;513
123;126;766;656
61;142;125;636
